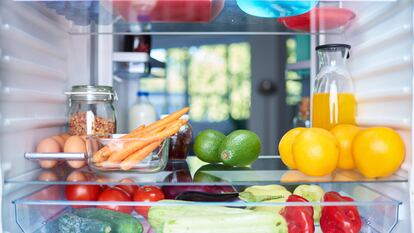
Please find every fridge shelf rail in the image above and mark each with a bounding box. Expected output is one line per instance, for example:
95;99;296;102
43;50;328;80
7;156;408;186
13;183;401;233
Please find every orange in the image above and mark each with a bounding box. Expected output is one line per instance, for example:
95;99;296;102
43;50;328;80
279;127;305;169
353;127;405;178
330;124;360;169
280;170;333;183
293;128;339;177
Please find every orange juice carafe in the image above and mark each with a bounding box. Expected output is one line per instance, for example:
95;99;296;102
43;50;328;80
312;44;356;130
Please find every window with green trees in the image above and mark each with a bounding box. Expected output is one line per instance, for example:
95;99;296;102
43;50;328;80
146;43;251;122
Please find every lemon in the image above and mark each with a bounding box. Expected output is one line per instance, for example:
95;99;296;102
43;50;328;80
279;127;305;169
293;128;339;177
353;127;405;178
330;124;360;169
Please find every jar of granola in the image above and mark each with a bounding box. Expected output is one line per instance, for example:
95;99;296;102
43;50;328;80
66;85;117;136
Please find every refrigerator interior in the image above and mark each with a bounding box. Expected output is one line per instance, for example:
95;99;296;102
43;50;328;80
0;0;412;232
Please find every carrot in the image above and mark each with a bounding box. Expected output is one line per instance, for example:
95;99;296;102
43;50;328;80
92;121;174;163
144;118;188;141
106;119;188;163
96;161;122;168
132;107;189;134
92;108;189;163
120;140;163;170
106;139;156;163
92;124;146;162
122;125;145;139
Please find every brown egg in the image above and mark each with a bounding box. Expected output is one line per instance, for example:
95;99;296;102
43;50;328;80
64;136;87;169
60;133;71;142
51;135;65;150
38;160;58;169
36;138;60;169
67;160;86;169
37;137;61;153
64;136;87;152
37;170;59;181
66;170;88;182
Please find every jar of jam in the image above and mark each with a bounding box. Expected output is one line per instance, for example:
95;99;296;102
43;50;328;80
162;114;192;160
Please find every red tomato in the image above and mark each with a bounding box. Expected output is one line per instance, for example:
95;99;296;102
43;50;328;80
65;185;102;208
116;178;139;197
133;186;164;217
98;187;132;214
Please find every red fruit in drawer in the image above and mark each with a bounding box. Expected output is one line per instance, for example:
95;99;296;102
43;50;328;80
66;184;102;208
98;187;133;214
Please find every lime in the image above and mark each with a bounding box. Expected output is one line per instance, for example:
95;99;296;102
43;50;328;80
193;129;226;163
219;130;261;166
194;164;251;182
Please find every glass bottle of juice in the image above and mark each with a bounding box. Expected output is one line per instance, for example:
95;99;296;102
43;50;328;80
312;44;356;130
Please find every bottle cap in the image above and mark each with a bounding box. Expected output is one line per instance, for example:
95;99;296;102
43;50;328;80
137;91;149;97
161;114;189;120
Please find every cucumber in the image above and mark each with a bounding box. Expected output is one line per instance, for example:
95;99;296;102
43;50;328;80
163;212;288;233
58;213;111;233
148;200;251;233
73;208;142;233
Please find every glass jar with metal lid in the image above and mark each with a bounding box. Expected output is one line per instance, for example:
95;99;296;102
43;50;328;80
66;85;117;136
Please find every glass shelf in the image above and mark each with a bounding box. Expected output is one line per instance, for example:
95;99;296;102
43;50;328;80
13;184;401;233
12;0;399;35
6;156;408;186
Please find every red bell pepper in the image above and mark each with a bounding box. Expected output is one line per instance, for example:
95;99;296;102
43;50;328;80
280;194;315;233
320;191;362;233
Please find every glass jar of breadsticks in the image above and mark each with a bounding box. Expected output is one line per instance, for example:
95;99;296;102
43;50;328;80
86;107;190;172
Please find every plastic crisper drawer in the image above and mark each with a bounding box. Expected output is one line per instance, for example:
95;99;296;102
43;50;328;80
13;184;400;233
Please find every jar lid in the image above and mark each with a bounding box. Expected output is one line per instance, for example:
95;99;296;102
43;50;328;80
65;85;117;101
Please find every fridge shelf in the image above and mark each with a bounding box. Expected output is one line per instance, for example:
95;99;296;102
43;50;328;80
9;0;403;35
7;156;408;186
13;183;401;233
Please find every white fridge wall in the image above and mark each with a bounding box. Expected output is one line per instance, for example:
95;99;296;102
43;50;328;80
0;1;90;232
0;0;413;232
323;0;413;231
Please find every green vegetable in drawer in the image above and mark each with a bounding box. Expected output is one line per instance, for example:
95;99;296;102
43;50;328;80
163;211;288;233
239;185;291;202
148;200;251;233
293;184;324;221
58;213;111;233
253;196;290;214
73;208;142;233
